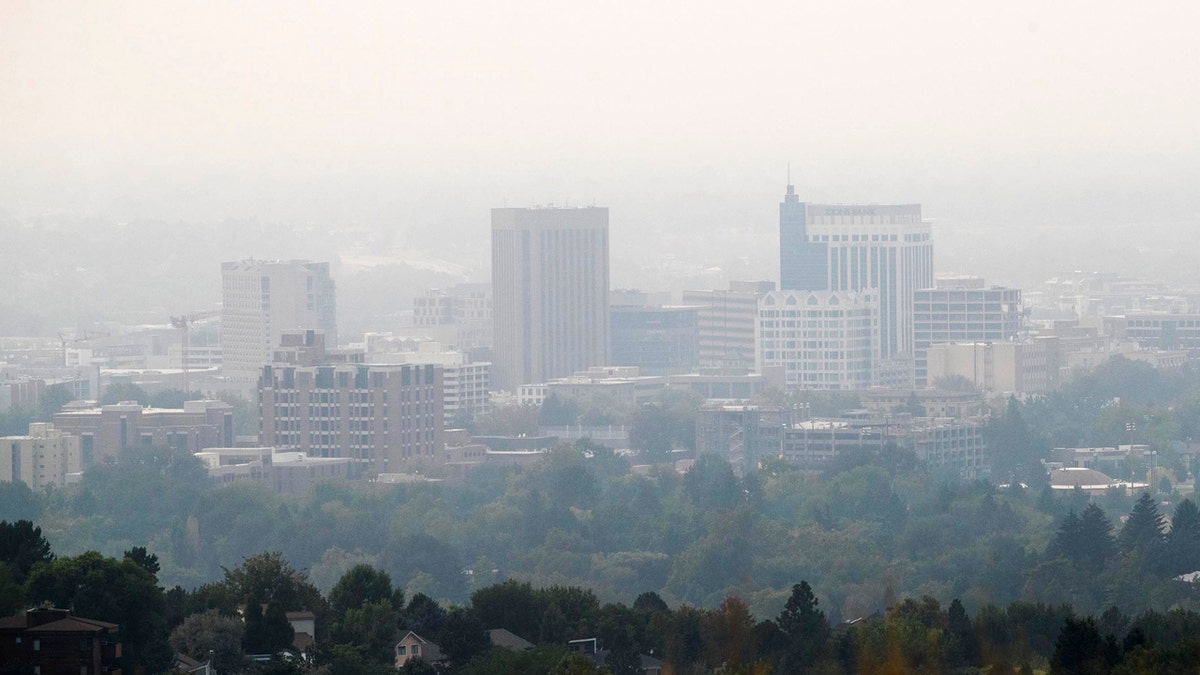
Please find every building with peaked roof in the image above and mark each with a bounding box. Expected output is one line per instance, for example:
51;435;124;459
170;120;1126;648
395;631;444;667
0;607;121;674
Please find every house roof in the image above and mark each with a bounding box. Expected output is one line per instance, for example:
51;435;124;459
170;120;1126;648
25;616;119;633
488;628;534;651
293;631;315;653
285;610;316;621
396;631;444;662
0;609;119;634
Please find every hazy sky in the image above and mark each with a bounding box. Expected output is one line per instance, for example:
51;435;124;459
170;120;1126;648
2;0;1199;300
4;0;1197;175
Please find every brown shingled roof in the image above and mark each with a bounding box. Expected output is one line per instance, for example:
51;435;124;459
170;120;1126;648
25;616;119;633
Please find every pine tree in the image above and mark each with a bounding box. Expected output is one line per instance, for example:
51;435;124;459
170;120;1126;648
776;581;830;671
1166;498;1200;575
1119;492;1165;564
1077;504;1117;570
1049;510;1082;561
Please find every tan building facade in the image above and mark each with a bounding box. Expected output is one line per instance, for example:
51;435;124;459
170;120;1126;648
492;207;610;390
0;423;82;489
52;399;234;463
258;362;444;475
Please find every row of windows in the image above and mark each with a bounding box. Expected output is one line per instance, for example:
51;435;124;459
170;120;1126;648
762;352;870;364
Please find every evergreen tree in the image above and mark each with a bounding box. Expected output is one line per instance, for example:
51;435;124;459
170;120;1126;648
0;519;54;584
987;396;1040;485
1119;493;1165;566
1077;503;1118;570
775;581;830;671
1050;616;1109;674
946;598;978;667
1166;498;1200;575
1049;510;1083;561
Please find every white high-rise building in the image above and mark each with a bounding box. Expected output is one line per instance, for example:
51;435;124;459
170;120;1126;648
491;207;610;391
756;290;878;391
779;186;934;382
221;260;337;385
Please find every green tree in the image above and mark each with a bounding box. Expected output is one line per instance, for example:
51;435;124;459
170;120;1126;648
26;551;172;672
339;600;402;665
682;453;742;511
222;551;326;616
169;608;248;674
329;564;400;618
98;381;149;405
149;388;203;408
0;519;53;584
775;581;830;671
946;597;978;667
1073;504;1117;570
539;394;580;426
629;403;675;461
1050;616;1116;674
0;482;42;522
124;545;160;575
987;396;1042;485
438;606;491;667
471;579;543;642
1119;492;1165;561
1166;498;1200;575
37;383;74;420
244;600;295;654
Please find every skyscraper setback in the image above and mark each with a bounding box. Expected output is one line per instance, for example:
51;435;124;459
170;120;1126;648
778;184;934;372
491;206;610;391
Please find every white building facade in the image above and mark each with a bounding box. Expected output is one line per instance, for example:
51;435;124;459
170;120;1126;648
222;260;337;386
756;290;878;391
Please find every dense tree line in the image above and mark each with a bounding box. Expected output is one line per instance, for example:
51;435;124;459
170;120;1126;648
10;525;1200;674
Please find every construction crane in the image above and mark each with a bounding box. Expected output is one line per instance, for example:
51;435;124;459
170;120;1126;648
170;309;221;398
57;331;109;366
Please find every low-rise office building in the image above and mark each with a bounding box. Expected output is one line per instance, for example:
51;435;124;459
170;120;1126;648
52;399;234;463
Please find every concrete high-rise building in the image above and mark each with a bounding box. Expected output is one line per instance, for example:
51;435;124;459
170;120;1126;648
221;260;337;385
1;423;82;489
258;359;443;475
913;277;1023;386
756;289;878;391
491;207;610;390
683;281;775;371
778;184;934;371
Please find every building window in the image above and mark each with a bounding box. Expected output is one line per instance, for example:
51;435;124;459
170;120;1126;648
397;645;406;655
412;645;420;655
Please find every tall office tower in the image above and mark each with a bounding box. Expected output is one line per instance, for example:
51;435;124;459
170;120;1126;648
913;276;1023;386
491;206;610;391
778;184;934;371
221;260;337;385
